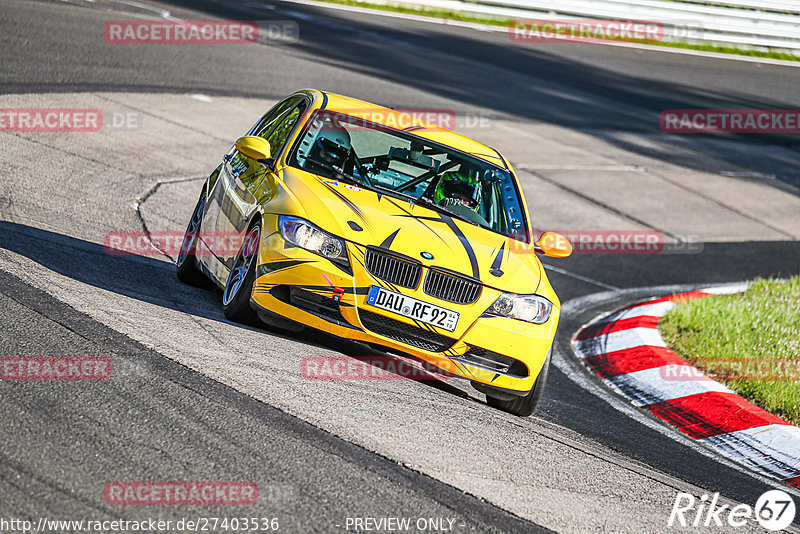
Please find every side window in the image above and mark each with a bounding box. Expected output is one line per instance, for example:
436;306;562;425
246;97;301;137
262;103;306;158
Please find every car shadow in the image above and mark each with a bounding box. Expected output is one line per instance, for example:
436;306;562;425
0;221;470;397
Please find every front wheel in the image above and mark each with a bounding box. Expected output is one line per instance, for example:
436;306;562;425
222;222;261;324
486;348;552;417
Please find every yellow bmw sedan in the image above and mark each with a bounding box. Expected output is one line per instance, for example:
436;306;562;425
176;89;572;416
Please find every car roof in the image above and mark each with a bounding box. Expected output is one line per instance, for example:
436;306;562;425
317;91;506;167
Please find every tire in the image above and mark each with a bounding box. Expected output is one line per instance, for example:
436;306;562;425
222;221;261;324
176;191;211;287
486;348;552;417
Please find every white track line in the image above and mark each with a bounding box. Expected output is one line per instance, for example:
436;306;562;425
570;283;800;489
555;284;800;498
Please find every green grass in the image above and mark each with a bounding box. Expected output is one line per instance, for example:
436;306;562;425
314;0;509;25
315;0;800;62
659;277;800;426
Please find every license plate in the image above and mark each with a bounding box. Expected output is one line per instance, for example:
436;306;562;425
366;285;459;332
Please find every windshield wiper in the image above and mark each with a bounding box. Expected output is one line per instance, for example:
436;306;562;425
369;185;479;227
412;195;471;222
307;159;364;186
314;170;480;228
367;183;418;202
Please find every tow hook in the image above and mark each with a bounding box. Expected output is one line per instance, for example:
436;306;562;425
332;287;345;303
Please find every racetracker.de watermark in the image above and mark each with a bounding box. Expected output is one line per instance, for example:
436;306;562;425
332;108;493;131
0;108;141;132
301;355;453;380
104;20;298;44
103;481;259;505
104;231;246;256
527;230;703;254
661;109;800;133
1;517;281;532
1;357;111;380
106;229;702;258
393;108;455;129
0;108;102;132
509;19;664;43
660;359;800;382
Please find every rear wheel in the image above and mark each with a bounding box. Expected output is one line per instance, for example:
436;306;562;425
222;221;261;324
486;348;552;417
176;191;210;287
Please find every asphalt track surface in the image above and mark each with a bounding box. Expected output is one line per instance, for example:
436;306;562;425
1;0;800;532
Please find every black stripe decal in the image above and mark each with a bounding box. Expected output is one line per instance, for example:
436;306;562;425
379;228;401;250
385;198;449;246
351;248;393;291
413;318;435;333
490;242;505;277
438;213;480;280
320;181;370;228
257;260;313;277
452;360;476;379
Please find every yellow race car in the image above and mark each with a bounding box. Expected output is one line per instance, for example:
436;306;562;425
176;89;572;416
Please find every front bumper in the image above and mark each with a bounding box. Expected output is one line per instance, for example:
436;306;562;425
252;217;558;393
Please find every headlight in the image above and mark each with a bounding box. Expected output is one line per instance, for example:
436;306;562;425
486;293;552;324
279;215;349;265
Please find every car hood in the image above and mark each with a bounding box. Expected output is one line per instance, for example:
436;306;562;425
281;168;543;293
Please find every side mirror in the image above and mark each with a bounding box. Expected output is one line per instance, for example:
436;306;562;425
235;136;273;165
534;232;572;258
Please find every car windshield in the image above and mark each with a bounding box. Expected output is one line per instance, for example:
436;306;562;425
288;110;528;240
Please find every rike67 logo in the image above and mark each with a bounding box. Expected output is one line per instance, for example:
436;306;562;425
669;490;796;530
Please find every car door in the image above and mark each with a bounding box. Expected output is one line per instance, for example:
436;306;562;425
215;97;308;268
203;98;293;248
